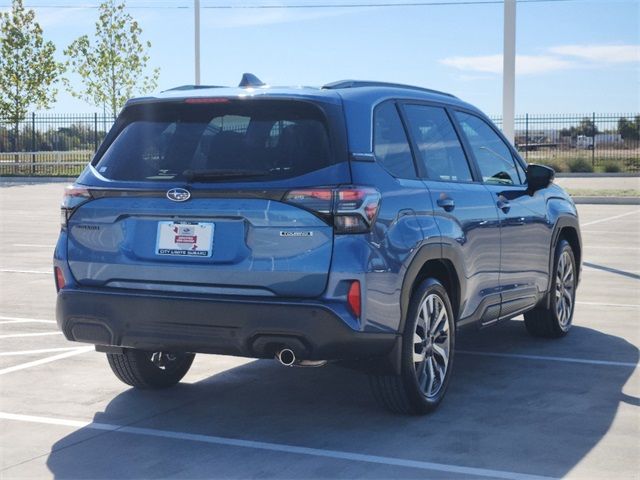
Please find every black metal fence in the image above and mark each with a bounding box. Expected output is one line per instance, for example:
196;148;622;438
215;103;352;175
0;113;115;176
1;112;639;176
490;113;640;173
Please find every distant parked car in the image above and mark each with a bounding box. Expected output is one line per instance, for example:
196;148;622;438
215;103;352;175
54;75;582;414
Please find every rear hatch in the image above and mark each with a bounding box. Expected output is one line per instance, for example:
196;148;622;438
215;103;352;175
64;97;350;298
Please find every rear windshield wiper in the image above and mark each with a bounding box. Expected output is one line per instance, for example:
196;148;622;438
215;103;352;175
183;169;270;182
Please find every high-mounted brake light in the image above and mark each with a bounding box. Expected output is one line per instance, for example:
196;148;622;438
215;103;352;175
184;97;230;104
283;187;381;234
61;185;92;229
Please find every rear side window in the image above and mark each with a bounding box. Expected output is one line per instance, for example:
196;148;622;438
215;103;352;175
403;105;473;182
455;111;522;185
94;100;335;182
373;102;417;179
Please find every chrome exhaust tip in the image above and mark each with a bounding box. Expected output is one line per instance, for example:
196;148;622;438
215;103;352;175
276;348;296;367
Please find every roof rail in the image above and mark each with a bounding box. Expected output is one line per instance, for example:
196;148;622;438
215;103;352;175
162;85;225;92
322;80;457;98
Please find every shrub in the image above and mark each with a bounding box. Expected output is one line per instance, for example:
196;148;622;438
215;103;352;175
602;161;621;173
623;157;640;172
567;157;594;173
543;159;565;173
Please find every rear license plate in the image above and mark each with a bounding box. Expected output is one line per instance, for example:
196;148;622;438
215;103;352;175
156;221;214;257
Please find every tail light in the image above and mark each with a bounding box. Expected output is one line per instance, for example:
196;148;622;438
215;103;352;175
347;280;361;318
54;266;66;291
283;187;380;234
61;185;92;229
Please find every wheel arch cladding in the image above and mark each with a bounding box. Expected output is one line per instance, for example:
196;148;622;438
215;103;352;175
551;215;582;285
558;226;581;282
400;243;462;333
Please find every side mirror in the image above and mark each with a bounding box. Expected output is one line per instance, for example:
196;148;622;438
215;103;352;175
526;164;555;193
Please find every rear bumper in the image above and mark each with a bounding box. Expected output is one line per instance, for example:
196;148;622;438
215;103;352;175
56;288;397;361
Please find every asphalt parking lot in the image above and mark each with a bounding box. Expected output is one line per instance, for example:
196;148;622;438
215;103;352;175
0;183;638;480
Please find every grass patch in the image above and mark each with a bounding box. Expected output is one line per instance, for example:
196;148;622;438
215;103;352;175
567;189;640;197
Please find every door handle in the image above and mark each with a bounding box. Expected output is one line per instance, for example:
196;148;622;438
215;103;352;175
497;199;511;213
437;197;455;212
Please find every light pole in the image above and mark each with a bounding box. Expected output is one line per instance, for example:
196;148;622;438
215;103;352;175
502;0;516;144
194;0;201;85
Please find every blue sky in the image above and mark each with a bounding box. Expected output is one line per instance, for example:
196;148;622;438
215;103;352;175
3;0;639;114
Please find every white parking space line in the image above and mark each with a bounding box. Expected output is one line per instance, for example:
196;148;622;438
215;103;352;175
0;269;50;275
0;347;85;356
0;412;556;480
0;331;62;339
0;347;92;375
582;265;640;275
580;209;640;227
576;301;640;308
585;246;639;250
0;316;56;325
12;244;55;248
458;351;637;368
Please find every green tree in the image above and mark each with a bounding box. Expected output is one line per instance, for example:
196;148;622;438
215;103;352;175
64;0;159;118
618;116;640;141
576;117;599;137
0;0;62;150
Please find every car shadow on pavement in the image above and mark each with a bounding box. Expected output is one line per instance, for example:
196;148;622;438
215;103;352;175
46;320;638;479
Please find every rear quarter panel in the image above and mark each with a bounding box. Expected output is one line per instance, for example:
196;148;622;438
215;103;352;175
347;161;440;333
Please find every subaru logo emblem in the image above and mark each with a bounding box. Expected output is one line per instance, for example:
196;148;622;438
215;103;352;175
166;188;191;202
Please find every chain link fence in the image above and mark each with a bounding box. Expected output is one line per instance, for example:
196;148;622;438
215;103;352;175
1;112;639;176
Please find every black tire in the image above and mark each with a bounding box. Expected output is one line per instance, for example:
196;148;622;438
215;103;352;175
524;239;576;338
369;278;455;414
106;349;195;389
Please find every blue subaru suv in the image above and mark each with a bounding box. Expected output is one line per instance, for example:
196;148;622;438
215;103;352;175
54;75;581;414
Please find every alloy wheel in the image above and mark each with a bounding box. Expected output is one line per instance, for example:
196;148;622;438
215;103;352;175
150;352;179;370
413;293;451;398
555;250;575;329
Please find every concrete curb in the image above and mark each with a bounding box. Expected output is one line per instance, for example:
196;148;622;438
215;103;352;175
0;177;75;185
556;173;640;178
572;196;640;205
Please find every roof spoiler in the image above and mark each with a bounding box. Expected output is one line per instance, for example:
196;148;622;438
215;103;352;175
162;85;224;92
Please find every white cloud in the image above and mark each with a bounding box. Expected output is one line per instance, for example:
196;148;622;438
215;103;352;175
548;44;640;64
440;43;640;76
440;54;575;75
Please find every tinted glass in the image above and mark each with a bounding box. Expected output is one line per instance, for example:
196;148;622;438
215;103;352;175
373;102;417;179
94;100;333;182
514;158;527;184
455;112;522;185
403;105;472;182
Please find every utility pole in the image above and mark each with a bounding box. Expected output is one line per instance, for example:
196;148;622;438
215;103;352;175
194;0;201;85
502;0;516;144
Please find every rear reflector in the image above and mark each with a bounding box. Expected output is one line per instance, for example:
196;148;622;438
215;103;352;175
347;280;361;318
54;266;65;291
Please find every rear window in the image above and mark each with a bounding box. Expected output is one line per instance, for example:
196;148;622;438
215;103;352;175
93;100;336;182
